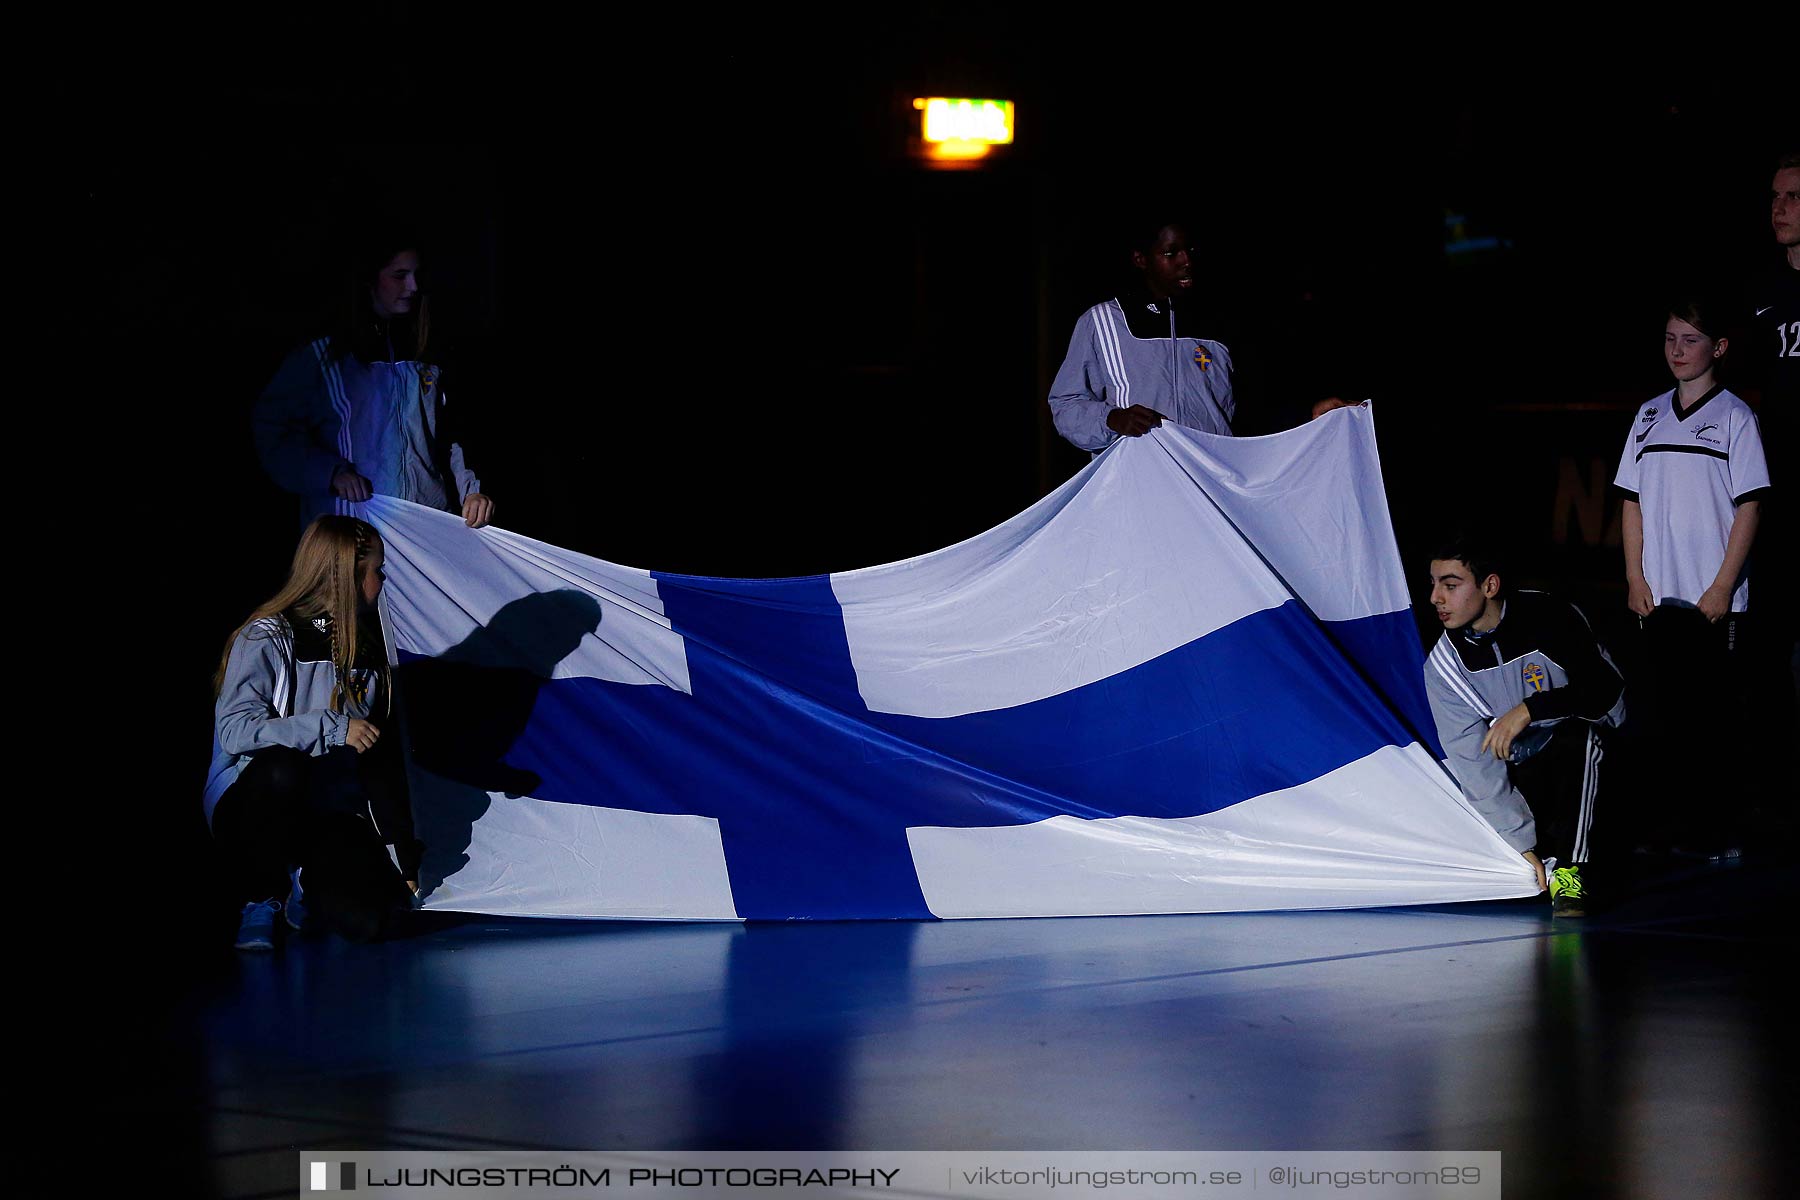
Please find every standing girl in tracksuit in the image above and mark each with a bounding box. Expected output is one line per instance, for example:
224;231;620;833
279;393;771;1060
254;229;496;532
206;516;420;948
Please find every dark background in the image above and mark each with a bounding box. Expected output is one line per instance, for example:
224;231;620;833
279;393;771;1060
43;14;1796;1189
68;10;1794;975
85;30;1796;573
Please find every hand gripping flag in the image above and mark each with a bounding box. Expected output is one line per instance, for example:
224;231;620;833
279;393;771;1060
366;408;1537;920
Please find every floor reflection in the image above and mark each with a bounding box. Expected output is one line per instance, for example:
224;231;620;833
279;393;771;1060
191;861;1797;1200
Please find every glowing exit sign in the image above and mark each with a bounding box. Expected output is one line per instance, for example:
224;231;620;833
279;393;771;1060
913;97;1015;162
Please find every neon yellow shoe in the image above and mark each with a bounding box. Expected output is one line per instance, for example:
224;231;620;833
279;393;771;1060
1549;865;1586;918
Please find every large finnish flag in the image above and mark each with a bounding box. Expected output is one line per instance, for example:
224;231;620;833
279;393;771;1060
367;407;1536;920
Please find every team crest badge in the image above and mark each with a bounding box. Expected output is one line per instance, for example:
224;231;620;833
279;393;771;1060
1522;662;1546;693
1194;346;1212;370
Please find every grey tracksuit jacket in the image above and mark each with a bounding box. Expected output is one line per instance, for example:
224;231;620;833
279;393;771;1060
204;611;385;828
1423;590;1626;852
1047;290;1236;451
255;336;481;525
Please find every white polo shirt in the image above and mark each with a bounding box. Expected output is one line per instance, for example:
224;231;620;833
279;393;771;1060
1613;384;1771;611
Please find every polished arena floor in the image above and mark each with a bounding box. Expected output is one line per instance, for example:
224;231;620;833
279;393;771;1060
124;856;1794;1199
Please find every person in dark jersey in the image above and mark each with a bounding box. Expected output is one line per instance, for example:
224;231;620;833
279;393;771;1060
1745;155;1800;759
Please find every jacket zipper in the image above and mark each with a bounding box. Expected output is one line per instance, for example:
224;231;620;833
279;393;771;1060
1169;306;1179;415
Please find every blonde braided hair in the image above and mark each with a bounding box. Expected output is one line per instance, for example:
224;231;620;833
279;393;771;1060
215;516;391;716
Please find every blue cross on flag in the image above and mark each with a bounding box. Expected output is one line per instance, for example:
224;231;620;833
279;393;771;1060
366;410;1534;920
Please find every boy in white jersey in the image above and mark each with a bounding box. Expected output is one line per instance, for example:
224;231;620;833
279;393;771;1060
1612;298;1772;852
1615;303;1770;619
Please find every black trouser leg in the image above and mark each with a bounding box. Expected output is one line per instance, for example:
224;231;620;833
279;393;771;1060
353;730;422;883
1645;606;1755;847
1640;606;1738;845
299;811;414;942
1508;723;1601;867
1716;613;1755;847
211;747;314;904
211;745;412;940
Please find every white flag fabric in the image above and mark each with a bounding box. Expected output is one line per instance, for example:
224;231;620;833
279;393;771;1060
365;407;1536;920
